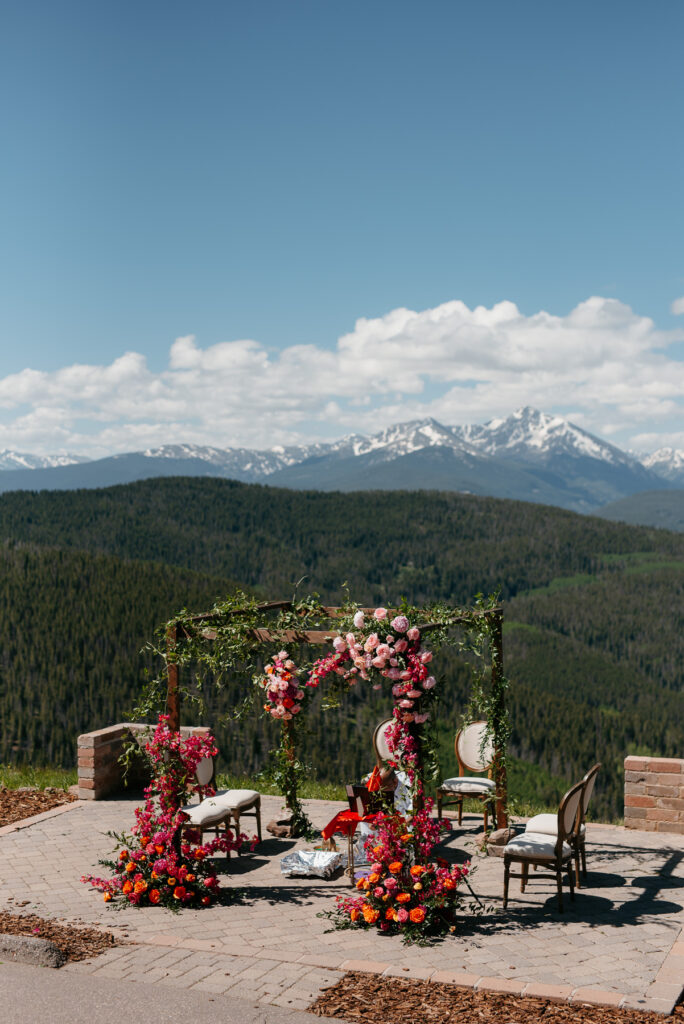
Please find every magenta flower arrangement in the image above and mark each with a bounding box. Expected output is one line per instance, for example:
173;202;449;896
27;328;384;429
82;715;257;908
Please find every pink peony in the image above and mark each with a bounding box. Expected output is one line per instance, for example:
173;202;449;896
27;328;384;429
423;675;436;689
407;627;421;641
374;607;388;620
391;615;409;633
333;637;347;652
353;611;365;628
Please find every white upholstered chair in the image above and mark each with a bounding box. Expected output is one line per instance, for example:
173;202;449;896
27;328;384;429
523;763;601;886
437;721;496;830
503;779;583;912
372;718;394;767
180;756;262;852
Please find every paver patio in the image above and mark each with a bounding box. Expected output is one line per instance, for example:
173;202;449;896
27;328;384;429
1;794;683;1015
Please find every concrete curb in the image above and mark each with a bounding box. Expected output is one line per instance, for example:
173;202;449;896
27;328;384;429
0;799;84;837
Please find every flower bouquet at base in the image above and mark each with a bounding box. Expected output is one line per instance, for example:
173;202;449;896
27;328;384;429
320;805;474;944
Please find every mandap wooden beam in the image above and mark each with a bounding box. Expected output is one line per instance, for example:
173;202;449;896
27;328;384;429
488;609;508;829
166;623;181;732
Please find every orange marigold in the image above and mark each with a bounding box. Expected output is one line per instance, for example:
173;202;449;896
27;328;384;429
368;873;380;883
410;865;426;877
388;861;403;874
362;906;379;924
409;906;426;923
395;892;411;903
125;861;136;873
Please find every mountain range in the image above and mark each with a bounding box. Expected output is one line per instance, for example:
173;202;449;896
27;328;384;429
1;407;682;515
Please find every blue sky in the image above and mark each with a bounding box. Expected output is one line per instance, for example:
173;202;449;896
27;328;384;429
1;0;683;456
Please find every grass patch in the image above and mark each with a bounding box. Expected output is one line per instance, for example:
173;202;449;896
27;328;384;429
0;764;77;790
216;773;347;802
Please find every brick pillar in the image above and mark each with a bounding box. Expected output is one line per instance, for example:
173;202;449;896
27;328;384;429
77;723;211;800
624;756;684;835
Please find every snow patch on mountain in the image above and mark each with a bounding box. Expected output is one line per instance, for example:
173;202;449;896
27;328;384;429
642;447;684;482
0;450;88;470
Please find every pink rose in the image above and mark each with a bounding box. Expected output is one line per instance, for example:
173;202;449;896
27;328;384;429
394;639;408;653
277;650;289;660
353;611;365;628
423;676;436;689
372;683;382;690
376;644;391;659
346;632;356;646
407;627;421;641
406;689;422;699
399;699;414;709
373;886;384;897
414;713;429;723
420;651;433;664
400;670;412;680
388;668;401;680
374;607;388;620
364;633;379;652
333;637;347;652
402;713;415;722
397;908;409;923
391;615;409;633
372;656;386;669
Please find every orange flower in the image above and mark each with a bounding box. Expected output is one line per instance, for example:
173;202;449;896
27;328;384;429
134;881;147;894
103;892;112;902
373;845;384;857
395;892;411;903
385;907;396;921
154;844;165;855
443;878;456;891
125;861;136;874
167;877;177;886
368;873;380;883
118;850;128;861
355;878;365;891
173;885;186;900
409;907;425;923
400;834;412;842
413;882;423;891
151;871;158;880
149;889;161;904
122;880;133;894
362;905;379;924
410;865;426;877
185;874;196;883
350;908;360;922
388;861;403;874
141;835;150;846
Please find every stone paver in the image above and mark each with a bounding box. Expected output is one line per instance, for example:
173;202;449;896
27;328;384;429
1;795;684;1013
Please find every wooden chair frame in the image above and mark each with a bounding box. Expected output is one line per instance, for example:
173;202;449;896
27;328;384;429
180;756;262;856
437;720;495;831
503;779;583;913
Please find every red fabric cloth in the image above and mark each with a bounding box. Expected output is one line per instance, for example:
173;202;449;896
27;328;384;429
321;808;378;841
367;766;382;792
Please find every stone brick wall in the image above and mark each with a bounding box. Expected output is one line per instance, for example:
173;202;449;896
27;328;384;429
624;756;684;835
77;722;210;800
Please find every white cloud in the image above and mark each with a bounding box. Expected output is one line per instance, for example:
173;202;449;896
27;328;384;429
1;296;684;457
671;296;684;315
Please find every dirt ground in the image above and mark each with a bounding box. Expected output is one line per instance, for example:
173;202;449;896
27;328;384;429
311;973;684;1024
0;785;75;828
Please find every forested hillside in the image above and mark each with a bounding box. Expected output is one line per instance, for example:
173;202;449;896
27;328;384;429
0;478;682;821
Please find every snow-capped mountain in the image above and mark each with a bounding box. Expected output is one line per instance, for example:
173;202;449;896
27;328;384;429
0;450;89;471
641;447;684;484
0;409;678;514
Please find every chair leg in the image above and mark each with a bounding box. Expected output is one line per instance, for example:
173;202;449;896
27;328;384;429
483;801;488;834
574;845;581;889
556;868;564;913
437;791;443;821
457;796;463;826
580;839;587;878
520;862;529;892
255;797;262;842
503;858;510;909
567;858;575;903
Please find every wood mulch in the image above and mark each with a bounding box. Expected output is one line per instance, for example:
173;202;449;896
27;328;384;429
311;973;684;1024
0;910;122;962
0;786;76;828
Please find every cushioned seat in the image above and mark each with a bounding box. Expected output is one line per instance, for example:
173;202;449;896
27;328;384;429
505;830;572;859
180;756;262;850
181;798;230;828
212;788;260;811
441;776;496;794
526;812;585;837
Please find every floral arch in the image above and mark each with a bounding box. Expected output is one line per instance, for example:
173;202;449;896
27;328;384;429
141;591;509;833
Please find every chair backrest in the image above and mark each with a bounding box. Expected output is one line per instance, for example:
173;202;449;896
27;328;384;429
555;779;584;856
194;756;215;796
346;783;383;817
456;721;494;774
373;719;394;765
580;763;601;820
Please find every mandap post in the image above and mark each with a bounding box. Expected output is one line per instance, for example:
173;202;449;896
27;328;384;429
166;622;181;732
489;609;508;829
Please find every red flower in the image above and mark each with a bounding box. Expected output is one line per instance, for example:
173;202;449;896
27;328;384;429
173;885;186;900
149;889;161;904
